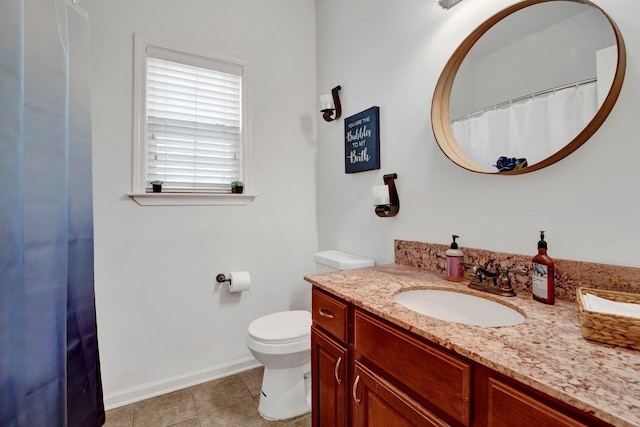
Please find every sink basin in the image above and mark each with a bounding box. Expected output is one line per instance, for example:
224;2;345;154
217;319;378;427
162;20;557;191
393;289;525;327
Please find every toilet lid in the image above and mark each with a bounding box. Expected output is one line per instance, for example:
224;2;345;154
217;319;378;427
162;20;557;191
248;310;311;344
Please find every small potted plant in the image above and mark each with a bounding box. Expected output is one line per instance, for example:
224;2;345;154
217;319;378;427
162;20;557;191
231;180;244;194
150;180;163;193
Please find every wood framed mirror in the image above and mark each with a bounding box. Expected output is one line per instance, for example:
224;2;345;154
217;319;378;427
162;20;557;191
431;0;626;174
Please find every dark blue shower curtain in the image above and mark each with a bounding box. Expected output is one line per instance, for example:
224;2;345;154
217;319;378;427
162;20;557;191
0;1;104;425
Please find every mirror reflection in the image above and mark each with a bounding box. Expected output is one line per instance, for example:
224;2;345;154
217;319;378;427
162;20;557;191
432;0;625;174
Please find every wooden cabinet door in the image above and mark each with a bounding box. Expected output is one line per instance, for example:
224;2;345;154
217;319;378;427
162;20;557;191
311;326;348;427
486;377;588;427
351;361;449;427
353;309;472;426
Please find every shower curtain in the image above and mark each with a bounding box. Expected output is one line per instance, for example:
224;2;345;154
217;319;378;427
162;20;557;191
0;0;104;425
452;82;598;170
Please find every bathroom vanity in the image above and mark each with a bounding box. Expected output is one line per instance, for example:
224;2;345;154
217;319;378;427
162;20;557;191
306;264;640;427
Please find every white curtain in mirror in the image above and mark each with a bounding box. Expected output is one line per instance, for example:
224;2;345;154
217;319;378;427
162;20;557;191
452;82;598;170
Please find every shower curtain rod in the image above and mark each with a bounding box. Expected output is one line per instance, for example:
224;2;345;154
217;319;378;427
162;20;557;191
452;77;597;123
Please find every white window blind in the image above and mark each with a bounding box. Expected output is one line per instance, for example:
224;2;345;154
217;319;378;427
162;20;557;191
145;47;243;192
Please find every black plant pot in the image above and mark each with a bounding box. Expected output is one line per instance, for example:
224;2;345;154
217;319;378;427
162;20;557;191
231;186;244;194
152;183;162;193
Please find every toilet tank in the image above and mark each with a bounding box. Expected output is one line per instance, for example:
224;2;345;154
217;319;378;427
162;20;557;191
314;250;375;273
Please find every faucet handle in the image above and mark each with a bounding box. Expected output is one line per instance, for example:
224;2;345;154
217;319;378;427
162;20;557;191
462;262;479;271
496;268;513;291
462;262;481;284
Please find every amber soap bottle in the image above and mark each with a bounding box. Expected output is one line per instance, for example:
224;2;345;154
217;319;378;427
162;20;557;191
532;231;555;304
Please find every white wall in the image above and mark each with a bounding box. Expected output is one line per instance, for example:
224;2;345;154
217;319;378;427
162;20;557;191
84;0;318;407
316;0;640;266
453;7;612;116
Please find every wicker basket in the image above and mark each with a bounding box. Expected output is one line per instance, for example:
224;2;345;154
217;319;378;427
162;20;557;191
577;287;640;350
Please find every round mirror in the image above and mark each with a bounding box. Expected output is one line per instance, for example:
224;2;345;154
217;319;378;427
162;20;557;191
431;0;626;174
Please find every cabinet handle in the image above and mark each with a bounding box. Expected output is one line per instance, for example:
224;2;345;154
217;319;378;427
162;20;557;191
318;308;334;319
352;375;361;404
334;357;342;384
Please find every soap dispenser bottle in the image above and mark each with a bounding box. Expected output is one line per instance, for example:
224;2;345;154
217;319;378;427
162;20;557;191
445;235;464;282
532;231;555;304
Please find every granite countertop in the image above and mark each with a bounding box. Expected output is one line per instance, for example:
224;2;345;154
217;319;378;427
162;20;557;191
304;263;640;427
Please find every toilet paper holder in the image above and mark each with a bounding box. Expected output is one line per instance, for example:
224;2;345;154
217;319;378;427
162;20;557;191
375;173;399;218
216;271;251;293
216;273;231;283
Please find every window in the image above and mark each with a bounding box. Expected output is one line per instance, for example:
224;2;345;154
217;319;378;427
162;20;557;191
132;35;252;205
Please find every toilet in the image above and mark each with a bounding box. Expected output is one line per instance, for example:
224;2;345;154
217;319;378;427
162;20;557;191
246;250;375;420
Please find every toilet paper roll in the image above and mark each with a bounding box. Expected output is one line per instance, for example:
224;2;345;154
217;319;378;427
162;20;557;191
373;185;390;206
228;271;251;293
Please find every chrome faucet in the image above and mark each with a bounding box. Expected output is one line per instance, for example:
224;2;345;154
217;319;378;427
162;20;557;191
464;259;521;297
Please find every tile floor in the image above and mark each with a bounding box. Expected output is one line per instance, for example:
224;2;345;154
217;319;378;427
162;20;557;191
103;367;311;427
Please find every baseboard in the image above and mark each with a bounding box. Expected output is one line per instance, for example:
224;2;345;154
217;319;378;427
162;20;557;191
103;356;261;410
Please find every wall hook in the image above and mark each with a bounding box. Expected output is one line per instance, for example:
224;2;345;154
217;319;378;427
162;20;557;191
375;173;399;217
320;85;342;122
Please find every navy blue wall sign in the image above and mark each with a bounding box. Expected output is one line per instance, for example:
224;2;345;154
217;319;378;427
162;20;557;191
344;106;380;174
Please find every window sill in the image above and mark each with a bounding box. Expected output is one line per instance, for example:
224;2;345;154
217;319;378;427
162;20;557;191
127;192;257;206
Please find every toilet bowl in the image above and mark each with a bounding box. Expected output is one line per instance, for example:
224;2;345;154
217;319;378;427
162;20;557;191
246;250;375;420
246;310;311;420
